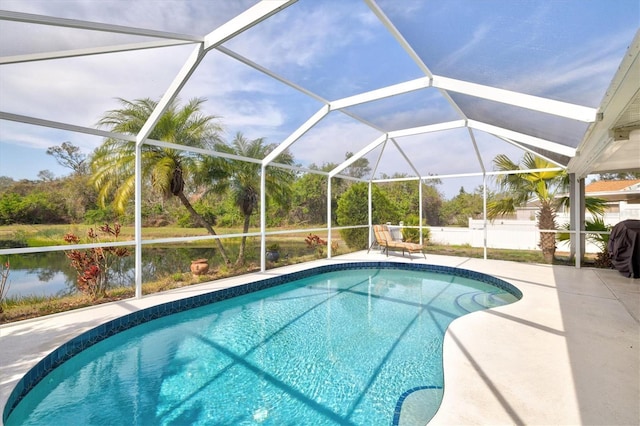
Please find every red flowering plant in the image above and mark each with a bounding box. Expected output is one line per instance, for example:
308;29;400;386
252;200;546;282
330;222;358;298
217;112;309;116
64;223;130;300
304;234;339;258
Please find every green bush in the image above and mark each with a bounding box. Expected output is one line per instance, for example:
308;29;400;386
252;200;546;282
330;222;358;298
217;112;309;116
84;207;118;224
401;215;421;243
0;192;66;224
336;183;399;249
177;200;218;228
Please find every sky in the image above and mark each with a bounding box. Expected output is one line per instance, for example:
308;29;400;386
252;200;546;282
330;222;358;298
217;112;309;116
0;0;638;199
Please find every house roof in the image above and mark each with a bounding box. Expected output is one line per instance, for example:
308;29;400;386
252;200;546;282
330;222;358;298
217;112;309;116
585;179;640;203
585;179;640;193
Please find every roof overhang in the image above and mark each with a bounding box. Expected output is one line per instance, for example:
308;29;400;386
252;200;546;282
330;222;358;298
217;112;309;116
568;30;640;179
586;190;640;203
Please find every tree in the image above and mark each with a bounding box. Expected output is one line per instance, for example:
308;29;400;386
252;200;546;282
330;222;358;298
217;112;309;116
200;132;295;266
289;154;360;226
0;191;66;224
487;153;605;263
290;162;336;225
47;141;88;175
0;176;14;192
377;173;444;226
63;173;100;223
377;173;418;219
343;151;371;179
422;183;444;226
597;172;640;180
90;97;232;264
37;170;55;182
441;186;485;226
336;182;399;249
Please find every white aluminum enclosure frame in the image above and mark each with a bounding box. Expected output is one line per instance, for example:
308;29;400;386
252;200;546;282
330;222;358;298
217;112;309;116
1;1;635;300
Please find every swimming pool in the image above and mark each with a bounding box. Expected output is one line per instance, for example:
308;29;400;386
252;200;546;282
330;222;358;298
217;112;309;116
3;262;521;425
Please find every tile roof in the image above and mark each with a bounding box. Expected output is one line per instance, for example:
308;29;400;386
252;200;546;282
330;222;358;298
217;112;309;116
585;179;640;193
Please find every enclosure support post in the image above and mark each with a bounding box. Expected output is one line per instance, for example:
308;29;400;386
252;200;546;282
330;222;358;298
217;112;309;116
368;181;373;248
483;173;488;260
134;143;143;299
570;174;585;268
260;165;266;271
327;177;333;258
418;180;423;244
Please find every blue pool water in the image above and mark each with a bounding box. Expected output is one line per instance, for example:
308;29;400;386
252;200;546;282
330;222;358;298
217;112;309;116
5;265;521;425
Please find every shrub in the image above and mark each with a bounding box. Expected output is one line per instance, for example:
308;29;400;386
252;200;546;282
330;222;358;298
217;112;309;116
304;234;339;258
400;215;431;244
84;207;118;224
0;192;66;224
557;217;611;268
176;200;217;228
64;223;131;299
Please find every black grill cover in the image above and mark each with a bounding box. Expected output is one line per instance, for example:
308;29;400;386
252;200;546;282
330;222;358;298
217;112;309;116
607;219;640;278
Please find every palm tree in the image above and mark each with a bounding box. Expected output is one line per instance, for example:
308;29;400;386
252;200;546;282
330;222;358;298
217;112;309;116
487;153;605;263
90;97;231;264
200;133;294;266
558;217;611;267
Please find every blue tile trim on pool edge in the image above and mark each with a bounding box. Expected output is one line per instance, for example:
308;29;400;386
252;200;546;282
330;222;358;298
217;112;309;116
2;261;521;422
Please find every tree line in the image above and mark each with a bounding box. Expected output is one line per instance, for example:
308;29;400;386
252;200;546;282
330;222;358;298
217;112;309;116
2;97;631;263
0;97;485;226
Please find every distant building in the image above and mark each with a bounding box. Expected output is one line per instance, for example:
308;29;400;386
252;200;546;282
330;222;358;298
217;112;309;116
512;179;640;222
585;179;640;193
584;179;640;219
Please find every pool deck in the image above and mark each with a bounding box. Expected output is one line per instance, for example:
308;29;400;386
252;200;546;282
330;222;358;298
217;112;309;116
1;252;638;425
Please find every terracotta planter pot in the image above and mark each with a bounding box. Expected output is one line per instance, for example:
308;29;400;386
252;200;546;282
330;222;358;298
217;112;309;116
190;258;209;275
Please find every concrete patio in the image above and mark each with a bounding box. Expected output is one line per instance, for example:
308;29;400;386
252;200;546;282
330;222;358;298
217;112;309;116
1;252;638;425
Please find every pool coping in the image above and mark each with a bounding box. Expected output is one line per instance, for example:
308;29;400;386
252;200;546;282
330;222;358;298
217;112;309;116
2;261;521;424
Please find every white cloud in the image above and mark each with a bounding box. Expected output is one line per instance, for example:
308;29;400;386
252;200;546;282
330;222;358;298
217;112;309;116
375;0;426;19
223;2;377;71
511;29;637;105
437;22;493;71
0;0;257;35
0;45;194;126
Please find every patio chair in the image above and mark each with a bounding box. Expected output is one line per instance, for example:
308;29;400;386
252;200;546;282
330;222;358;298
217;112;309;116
368;224;426;259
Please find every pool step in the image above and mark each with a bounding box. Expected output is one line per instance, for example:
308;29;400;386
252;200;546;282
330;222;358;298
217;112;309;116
393;385;444;426
455;291;509;312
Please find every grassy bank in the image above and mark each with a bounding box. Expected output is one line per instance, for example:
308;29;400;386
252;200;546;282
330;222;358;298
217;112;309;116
0;223;246;248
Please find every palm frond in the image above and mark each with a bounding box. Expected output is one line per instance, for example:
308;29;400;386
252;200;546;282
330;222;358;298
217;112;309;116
487;197;516;220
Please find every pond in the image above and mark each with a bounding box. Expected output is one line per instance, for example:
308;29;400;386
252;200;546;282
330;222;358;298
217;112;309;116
2;248;218;300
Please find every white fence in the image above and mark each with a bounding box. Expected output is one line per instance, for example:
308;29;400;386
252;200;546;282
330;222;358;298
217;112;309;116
423;220;609;254
385;204;640;254
427;220;544;251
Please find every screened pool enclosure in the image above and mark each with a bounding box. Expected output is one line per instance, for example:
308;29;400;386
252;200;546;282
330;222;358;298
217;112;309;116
1;0;639;297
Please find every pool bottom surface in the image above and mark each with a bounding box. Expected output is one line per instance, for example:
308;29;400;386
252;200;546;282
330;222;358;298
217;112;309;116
6;267;519;425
